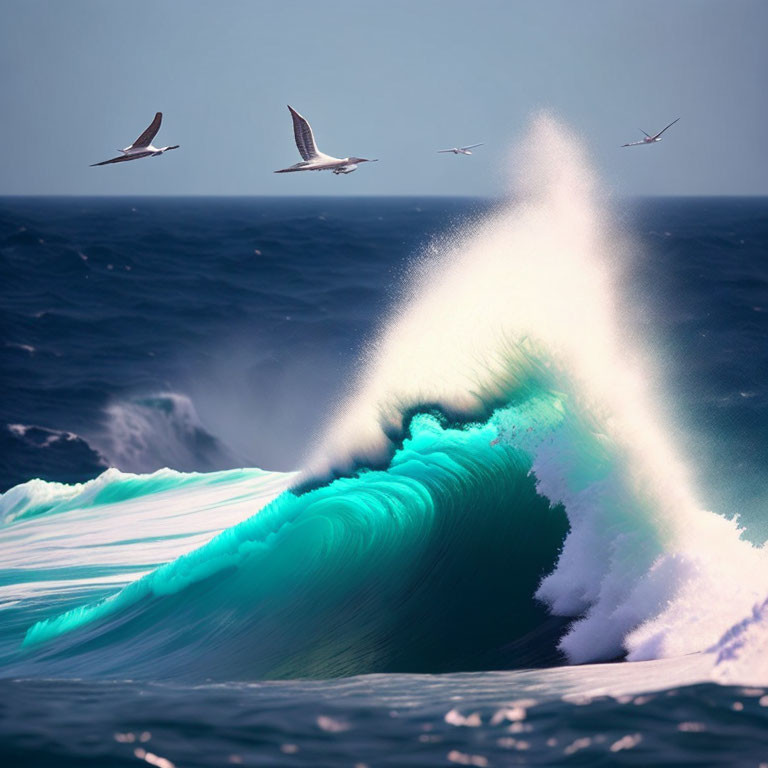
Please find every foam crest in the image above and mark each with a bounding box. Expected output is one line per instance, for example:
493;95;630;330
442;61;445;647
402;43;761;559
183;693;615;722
1;467;207;524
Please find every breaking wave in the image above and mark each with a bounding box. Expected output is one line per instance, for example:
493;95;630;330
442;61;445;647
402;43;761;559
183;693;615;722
4;115;767;684
92;392;241;474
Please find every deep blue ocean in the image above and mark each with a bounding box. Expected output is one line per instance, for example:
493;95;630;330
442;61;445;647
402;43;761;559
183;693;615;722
1;194;767;766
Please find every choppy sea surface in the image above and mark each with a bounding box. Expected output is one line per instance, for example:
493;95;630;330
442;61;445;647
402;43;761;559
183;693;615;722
1;182;767;760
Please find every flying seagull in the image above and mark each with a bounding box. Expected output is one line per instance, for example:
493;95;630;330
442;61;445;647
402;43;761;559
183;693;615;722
274;105;377;175
91;112;179;166
437;143;484;155
621;118;680;147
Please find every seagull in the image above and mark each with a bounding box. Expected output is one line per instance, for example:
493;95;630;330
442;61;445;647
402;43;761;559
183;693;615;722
91;112;179;166
437;143;484;155
621;118;680;147
274;105;377;175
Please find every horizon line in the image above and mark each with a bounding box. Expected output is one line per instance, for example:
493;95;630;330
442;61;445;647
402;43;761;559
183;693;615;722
2;193;768;200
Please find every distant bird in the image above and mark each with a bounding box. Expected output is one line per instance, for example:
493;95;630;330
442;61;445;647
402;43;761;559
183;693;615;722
91;112;179;166
274;105;377;175
437;143;484;155
621;118;680;147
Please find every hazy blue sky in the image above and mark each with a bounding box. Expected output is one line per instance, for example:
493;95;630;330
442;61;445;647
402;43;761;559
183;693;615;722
1;0;766;196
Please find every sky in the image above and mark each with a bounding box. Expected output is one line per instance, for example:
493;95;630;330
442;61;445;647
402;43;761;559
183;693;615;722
0;0;766;196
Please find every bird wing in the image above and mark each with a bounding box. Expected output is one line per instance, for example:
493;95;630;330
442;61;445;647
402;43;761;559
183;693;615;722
640;130;652;138
460;143;484;150
621;140;648;147
652;117;680;140
130;112;162;148
437;149;456;153
288;105;320;161
90;151;153;166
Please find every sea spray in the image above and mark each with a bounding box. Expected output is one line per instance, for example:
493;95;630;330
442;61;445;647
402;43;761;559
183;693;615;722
93;392;240;474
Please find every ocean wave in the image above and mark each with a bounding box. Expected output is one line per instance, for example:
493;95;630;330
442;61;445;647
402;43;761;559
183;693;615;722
8;116;768;684
19;410;569;678
2;422;108;492
8;423;81;449
1;466;238;525
92;392;241;474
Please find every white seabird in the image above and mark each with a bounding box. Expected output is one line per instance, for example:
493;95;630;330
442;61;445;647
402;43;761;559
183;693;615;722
274;105;377;175
437;143;484;155
621;118;680;147
91;112;179;166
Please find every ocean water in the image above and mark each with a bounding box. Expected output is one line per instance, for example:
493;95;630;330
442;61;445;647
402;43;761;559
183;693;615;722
1;120;768;765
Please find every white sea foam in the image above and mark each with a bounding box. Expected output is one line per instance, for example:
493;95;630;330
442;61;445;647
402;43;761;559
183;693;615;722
0;467;293;606
8;422;81;448
708;597;768;685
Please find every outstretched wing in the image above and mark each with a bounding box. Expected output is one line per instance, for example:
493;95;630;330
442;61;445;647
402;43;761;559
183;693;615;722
652;117;680;141
130;112;162;148
460;143;484;150
621;140;647;147
640;130;652;138
287;105;320;161
437;149;456;153
90;151;153;166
